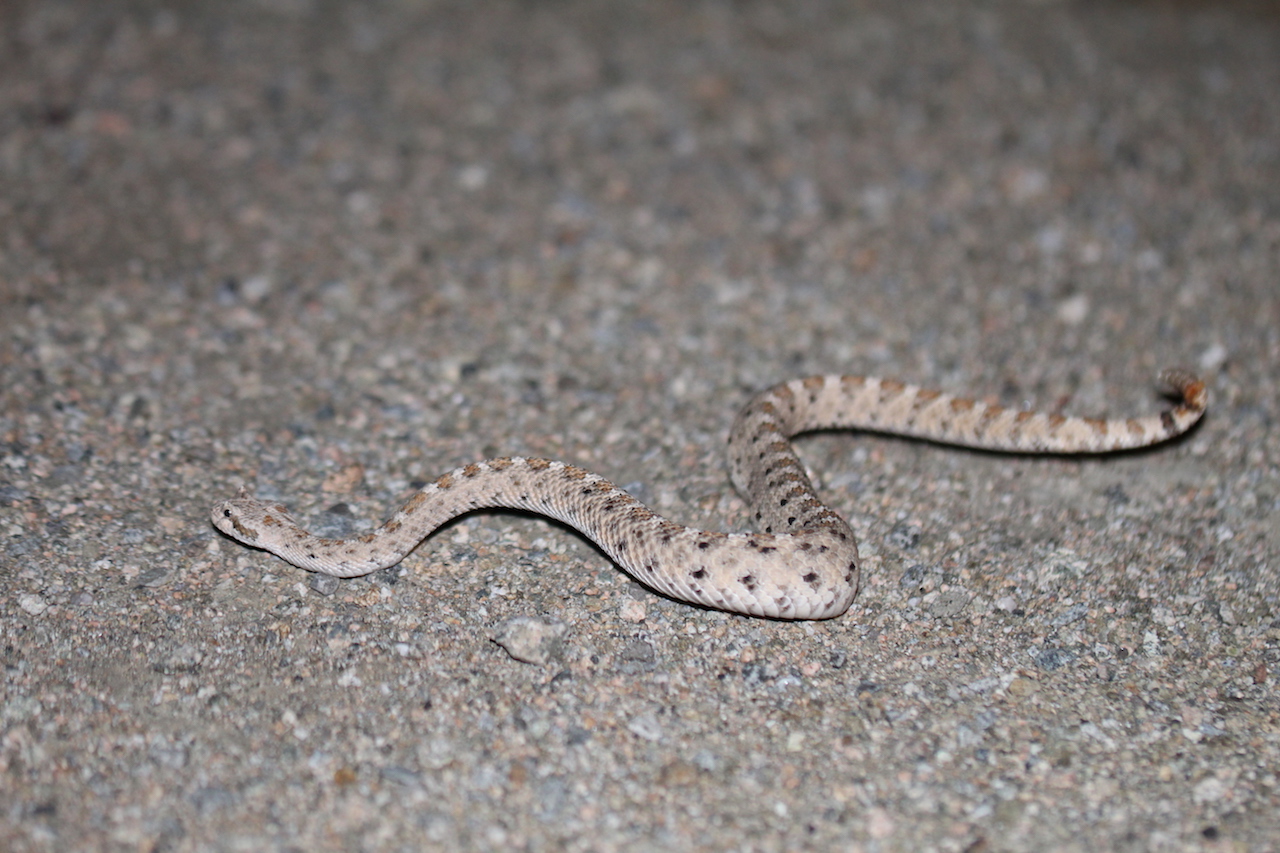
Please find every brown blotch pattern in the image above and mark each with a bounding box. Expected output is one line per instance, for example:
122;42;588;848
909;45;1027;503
913;389;942;407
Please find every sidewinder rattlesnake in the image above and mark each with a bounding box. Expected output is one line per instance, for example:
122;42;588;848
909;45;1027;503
212;369;1206;619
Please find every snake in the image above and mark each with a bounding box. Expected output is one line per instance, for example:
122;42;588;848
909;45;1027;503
211;369;1207;620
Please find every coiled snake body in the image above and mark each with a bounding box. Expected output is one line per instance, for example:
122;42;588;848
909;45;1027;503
212;370;1206;619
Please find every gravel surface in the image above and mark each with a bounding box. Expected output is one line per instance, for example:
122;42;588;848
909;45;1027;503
2;1;1278;851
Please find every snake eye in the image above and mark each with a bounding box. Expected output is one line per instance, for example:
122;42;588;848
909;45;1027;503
223;508;233;517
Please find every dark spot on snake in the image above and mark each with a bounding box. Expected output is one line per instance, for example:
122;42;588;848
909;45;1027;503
799;542;812;551
698;541;711;550
740;574;757;591
802;571;820;589
779;498;789;507
787;517;796;525
692;568;707;580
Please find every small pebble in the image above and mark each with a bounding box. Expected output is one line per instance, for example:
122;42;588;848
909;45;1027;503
309;574;341;596
928;589;970;618
17;593;48;615
491;616;567;665
626;712;663;742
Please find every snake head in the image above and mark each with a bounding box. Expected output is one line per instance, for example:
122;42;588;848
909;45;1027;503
210;494;296;545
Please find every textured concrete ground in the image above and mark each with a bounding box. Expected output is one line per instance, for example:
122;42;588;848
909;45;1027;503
2;1;1278;850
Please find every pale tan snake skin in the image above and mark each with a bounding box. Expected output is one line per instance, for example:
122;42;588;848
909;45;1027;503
211;369;1207;620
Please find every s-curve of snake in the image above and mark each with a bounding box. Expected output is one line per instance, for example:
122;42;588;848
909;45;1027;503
212;369;1207;620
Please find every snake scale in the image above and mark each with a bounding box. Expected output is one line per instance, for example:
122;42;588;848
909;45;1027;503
212;369;1206;619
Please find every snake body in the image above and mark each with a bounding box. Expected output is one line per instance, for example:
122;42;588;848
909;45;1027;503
211;370;1206;619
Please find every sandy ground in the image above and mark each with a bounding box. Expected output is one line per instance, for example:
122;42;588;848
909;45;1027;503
2;1;1278;850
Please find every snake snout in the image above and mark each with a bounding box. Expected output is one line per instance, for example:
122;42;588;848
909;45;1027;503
210;501;258;542
210;502;234;533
